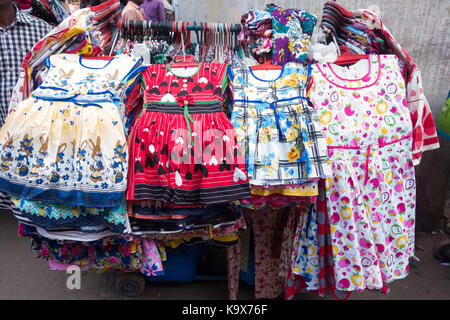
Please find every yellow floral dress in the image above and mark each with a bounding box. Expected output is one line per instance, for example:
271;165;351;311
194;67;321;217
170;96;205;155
230;62;330;187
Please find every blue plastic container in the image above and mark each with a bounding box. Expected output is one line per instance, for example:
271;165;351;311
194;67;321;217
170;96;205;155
146;243;203;282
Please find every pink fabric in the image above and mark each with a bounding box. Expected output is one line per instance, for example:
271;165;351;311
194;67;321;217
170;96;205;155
227;238;241;300
139;238;164;276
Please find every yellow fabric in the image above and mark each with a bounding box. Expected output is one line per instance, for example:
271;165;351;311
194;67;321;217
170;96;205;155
251;182;318;196
213;234;239;242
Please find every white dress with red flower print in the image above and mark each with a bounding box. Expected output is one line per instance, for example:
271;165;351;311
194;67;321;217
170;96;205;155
308;54;416;291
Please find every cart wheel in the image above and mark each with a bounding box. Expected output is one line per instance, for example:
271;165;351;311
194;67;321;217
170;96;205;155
433;239;450;262
115;273;146;297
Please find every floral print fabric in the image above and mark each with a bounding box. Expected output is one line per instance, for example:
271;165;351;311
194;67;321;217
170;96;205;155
29;233;142;271
292;203;320;290
230;62;330;186
265;4;317;66
308;54;416;291
0;54;143;207
140;238;164;276
286;179;351;300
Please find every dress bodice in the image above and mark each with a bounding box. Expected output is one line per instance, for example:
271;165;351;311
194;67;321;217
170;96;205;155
231;62;309;103
309;54;412;148
32;54;143;108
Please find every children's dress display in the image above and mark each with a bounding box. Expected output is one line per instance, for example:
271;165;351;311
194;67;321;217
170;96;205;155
0;0;441;301
319;0;439;165
230;62;331;186
127;62;251;205
0;54;142;207
307;54;416;291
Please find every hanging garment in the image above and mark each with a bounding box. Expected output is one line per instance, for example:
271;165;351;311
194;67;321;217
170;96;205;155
286;179;351;300
265;4;317;65
9;0;122;113
319;1;439;165
291;202;320;290
11;196;130;234
0;54;144;207
230;62;331;187
140;237;165;276
127;62;251;205
308;54;416;291
228;207;299;299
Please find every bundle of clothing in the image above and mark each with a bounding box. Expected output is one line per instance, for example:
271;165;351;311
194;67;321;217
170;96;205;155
238;3;318;66
238;9;273;63
265;3;317;65
10;0;123;113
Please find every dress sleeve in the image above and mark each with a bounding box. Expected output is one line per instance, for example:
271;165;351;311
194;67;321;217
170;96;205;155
407;66;440;166
379;21;440;165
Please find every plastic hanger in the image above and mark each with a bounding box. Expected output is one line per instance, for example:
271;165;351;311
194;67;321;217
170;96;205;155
202;22;208;61
171;21;197;67
251;58;282;70
192;21;200;44
333;45;368;65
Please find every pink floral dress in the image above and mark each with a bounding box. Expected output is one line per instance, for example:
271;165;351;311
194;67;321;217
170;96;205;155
308;54;416;291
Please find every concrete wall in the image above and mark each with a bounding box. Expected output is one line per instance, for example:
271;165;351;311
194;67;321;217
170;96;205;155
177;0;450;120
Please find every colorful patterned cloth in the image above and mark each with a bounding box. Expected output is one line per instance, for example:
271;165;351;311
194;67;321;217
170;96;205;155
230;62;331;186
9;0;122;113
26;231;142;271
309;54;416;291
319;1;439;165
127;62;251;205
238;9;273;62
140;238;164;276
0;54;144;207
11;196;130;234
265;4;317;65
286;179;351;300
292;203;320;290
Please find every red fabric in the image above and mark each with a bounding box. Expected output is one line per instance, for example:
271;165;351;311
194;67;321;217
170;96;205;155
127;63;250;205
17;0;32;10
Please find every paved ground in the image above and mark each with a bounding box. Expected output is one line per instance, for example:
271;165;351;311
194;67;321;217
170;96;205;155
0;212;449;300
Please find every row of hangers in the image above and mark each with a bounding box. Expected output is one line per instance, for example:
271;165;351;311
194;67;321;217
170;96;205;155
118;19;244;67
114;15;366;68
